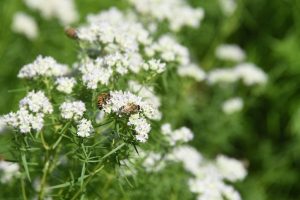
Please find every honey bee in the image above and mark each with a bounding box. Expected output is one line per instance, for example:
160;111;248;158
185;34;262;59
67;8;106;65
65;27;78;39
97;93;110;109
119;103;140;115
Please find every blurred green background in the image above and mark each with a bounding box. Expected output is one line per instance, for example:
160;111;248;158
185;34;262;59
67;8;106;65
1;0;300;199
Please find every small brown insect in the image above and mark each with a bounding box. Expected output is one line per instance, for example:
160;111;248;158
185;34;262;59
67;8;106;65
65;27;78;39
119;103;140;115
97;93;111;110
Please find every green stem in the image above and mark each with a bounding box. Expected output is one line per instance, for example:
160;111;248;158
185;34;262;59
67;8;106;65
21;177;28;200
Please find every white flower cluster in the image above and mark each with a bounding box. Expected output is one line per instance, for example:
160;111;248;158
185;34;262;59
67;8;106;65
207;63;267;86
215;44;245;63
59;101;86;120
219;0;237;16
128;80;161;108
18;55;70;79
142;152;166;172
0;160;20;183
59;101;93;137
177;63;206;82
2;91;53;133
0;117;6;133
161;124;194;146
77;8;151;52
24;0;78;25
101;91;161;142
79;53;165;89
11;12;38;40
145;35;189;65
128;0;204;31
77;118;93;137
55;77;76;94
19;91;53;114
222;97;243;114
142;59;166;73
169;146;246;200
216;155;247;182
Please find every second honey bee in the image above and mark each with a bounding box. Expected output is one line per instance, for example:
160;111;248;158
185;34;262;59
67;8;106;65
119;103;140;115
97;93;111;109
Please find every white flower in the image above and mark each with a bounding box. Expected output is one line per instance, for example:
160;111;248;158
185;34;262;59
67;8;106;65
216;155;247;182
79;58;113;89
142;152;166;172
235;63;268;86
128;114;151;142
12;12;38;40
0;117;7;133
55;77;76;94
222;97;243;114
168;145;202;175
60;101;86;120
142;59;166;73
178;63;206;82
24;0;78;25
161;123;194;145
18;55;70;79
2;108;44;133
128;80;161;108
77;118;93;137
128;0;204;31
0;160;20;183
145;35;190;65
19;91;53;114
208;63;267;86
207;68;240;84
215;44;245;62
219;0;237;16
77;8;151;52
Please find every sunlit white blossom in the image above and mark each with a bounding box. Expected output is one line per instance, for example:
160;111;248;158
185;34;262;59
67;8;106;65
222;97;243;114
178;63;206;81
161;123;194;145
77;118;93;137
60;101;86;120
18;55;70;79
215;44;245;62
216;155;247;182
19;91;53;114
219;0;237;16
24;0;78;25
235;63;268;86
12;12;38;40
128;114;151;142
0;160;20;183
55;77;76;94
129;0;204;31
